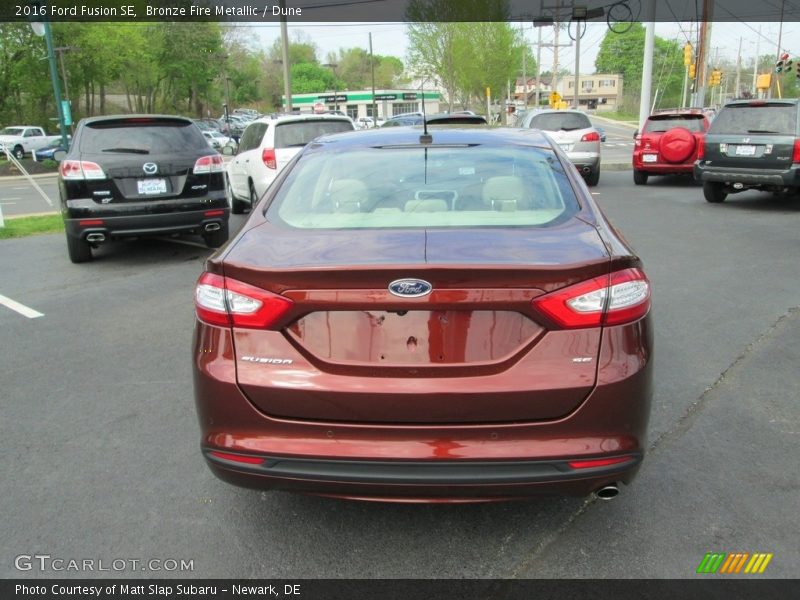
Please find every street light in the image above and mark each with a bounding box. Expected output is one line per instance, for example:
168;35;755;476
323;63;339;111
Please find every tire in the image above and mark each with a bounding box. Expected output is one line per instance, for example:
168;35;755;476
633;170;649;185
66;233;92;263
249;180;259;208
203;221;229;249
703;182;727;203
13;145;24;160
585;167;600;187
228;177;247;214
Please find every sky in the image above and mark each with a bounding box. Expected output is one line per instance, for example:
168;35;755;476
243;20;797;81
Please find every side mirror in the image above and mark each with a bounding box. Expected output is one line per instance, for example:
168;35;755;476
222;144;236;156
53;150;67;162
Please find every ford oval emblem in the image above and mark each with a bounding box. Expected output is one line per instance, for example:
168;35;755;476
388;278;433;298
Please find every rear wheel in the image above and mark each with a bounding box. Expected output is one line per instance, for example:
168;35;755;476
249;180;259;208
228;177;247;214
13;145;24;160
66;234;92;263
585;167;600;187
203;221;229;249
703;182;727;203
633;170;648;185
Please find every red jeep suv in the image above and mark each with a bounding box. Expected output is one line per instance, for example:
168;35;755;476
632;109;710;185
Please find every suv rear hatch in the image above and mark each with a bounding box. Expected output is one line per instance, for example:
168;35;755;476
639;113;706;164
72;117;222;203
704;102;798;169
223;221;611;424
272;118;355;170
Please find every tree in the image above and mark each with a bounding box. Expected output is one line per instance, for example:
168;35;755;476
290;63;339;94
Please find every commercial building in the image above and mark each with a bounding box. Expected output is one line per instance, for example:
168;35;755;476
282;89;441;120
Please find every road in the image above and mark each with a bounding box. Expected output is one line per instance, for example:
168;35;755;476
0;176;59;217
1;172;798;580
592;115;637;167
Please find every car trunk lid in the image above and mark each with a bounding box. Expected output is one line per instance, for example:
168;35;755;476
225;220;611;424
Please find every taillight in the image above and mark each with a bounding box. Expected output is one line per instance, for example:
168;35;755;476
209;451;263;465
194;272;293;329
697;135;705;160
532;268;651;329
59;159;106;180
634;135;642;148
792;139;800;163
568;456;633;469
581;131;600;142
262;148;276;169
193;154;224;174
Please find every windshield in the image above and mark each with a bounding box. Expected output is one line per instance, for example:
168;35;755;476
644;115;706;133
268;145;578;229
709;104;797;135
529;113;592;131
0;127;26;136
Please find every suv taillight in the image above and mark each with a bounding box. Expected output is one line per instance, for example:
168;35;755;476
59;159;106;180
793;139;800;163
697;135;705;160
532;268;651;329
193;154;224;174
262;148;276;169
194;272;293;329
581;131;600;142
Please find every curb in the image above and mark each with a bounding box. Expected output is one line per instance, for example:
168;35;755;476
1;211;60;219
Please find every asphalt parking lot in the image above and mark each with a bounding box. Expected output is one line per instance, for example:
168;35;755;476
1;170;798;578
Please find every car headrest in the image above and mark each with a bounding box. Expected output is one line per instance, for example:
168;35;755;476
330;179;368;213
482;176;525;210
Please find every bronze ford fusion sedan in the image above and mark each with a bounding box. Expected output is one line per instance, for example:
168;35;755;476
192;127;653;503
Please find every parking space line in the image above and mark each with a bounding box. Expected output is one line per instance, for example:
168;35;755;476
0;293;44;319
1;199;20;203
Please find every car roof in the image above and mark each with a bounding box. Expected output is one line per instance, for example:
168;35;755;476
304;126;553;151
250;113;355;125
722;98;800;106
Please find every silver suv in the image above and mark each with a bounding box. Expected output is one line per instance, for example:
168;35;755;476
519;109;602;186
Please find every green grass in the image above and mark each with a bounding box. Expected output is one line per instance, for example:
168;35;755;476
0;214;63;239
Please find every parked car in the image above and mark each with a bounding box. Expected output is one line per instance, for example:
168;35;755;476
57;114;230;263
192;126;654;502
34;137;71;161
632;108;710;185
224;113;355;214
0;126;61;159
202;130;232;149
694;99;800;203
356;117;376;129
519;109;602;186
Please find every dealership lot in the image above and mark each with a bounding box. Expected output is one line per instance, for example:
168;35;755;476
1;171;798;577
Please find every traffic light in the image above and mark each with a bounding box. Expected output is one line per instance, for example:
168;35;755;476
689;64;696;79
776;53;790;73
796;62;800;80
683;43;693;66
709;70;722;86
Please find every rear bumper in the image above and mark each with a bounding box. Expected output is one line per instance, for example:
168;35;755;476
192;317;653;501
694;162;800;186
633;156;694;174
565;152;600;171
64;207;229;240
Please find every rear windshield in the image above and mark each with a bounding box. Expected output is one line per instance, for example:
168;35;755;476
529;112;591;131
268;145;579;229
709;104;797;135
275;120;354;149
644;115;706;133
80;119;208;154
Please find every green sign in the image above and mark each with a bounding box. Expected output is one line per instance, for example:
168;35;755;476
62;100;72;126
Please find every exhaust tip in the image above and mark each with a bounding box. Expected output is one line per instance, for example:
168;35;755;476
204;222;221;232
594;484;619;501
582;166;591;174
86;233;105;243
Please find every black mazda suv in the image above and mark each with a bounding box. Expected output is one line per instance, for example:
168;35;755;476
57;115;230;263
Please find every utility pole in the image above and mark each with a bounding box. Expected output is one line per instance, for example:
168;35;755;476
770;0;786;99
694;1;713;108
535;25;542;107
279;0;292;112
573;19;582;109
369;32;377;124
521;22;528;110
637;0;656;132
752;26;761;97
54;46;75;133
43;21;68;147
734;37;742;100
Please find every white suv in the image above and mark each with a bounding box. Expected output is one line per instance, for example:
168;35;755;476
225;113;355;213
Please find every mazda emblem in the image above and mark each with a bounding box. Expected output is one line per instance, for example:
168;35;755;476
143;162;158;175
